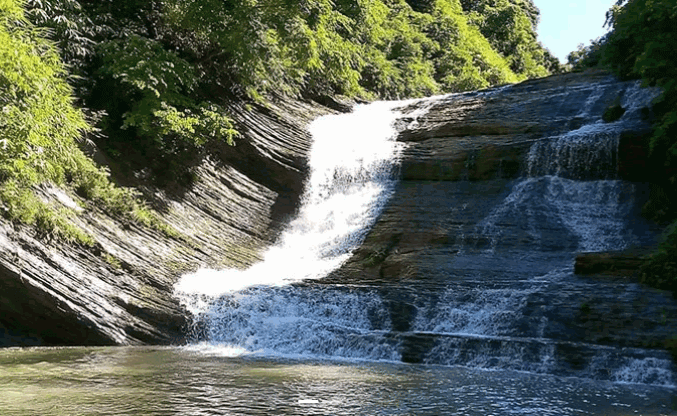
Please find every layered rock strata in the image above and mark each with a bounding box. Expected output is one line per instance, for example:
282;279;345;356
329;70;677;353
0;98;330;346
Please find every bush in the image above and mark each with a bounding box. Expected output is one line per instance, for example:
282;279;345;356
0;0;173;244
89;34;238;183
602;103;626;123
640;221;677;294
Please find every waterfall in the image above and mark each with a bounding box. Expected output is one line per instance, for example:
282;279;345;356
475;80;659;253
175;99;418;316
173;81;675;387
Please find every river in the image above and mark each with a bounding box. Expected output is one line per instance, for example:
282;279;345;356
1;346;675;415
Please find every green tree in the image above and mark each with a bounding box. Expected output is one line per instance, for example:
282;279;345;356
20;0;558;186
598;0;677;291
0;0;168;243
459;0;553;77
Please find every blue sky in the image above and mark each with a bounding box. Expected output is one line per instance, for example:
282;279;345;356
532;0;617;63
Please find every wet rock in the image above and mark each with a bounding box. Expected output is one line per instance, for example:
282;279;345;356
574;252;646;276
330;70;674;357
0;98;332;346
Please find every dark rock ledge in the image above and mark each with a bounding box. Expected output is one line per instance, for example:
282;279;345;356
574;252;647;277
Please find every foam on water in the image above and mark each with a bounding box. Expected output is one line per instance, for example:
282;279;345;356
195;286;401;362
612;357;676;386
412;286;541;337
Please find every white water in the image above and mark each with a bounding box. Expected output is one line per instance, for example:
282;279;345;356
199;286;401;362
477;81;658;253
476;177;635;252
175;100;423;314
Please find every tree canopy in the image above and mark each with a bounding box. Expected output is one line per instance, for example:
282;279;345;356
1;0;561;242
0;0;170;244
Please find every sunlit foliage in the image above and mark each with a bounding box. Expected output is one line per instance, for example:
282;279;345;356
0;0;172;243
18;0;561;185
459;0;557;77
3;0;562;242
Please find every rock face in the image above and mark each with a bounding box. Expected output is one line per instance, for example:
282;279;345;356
329;70;677;356
339;70;659;279
2;69;675;357
0;98;330;346
574;252;646;276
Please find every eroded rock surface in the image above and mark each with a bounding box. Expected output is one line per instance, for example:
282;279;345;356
0;98;331;346
328;70;677;355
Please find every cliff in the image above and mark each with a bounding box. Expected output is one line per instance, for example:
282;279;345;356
329;70;677;355
0;98;331;346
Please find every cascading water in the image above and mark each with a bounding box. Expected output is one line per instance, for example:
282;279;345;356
176;101;407;301
175;80;676;388
175;99;425;358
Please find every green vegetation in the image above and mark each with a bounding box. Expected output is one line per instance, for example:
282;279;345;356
602;103;625;123
1;0;560;245
459;0;561;76
568;0;677;292
0;0;173;244
25;0;559;177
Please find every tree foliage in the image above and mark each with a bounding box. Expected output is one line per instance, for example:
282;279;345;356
15;0;560;185
0;0;170;243
566;38;605;72
2;0;562;241
459;0;557;76
23;0;563;103
587;0;677;291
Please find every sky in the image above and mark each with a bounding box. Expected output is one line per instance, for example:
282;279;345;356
532;0;617;63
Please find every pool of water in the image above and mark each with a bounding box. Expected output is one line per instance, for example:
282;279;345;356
1;346;675;415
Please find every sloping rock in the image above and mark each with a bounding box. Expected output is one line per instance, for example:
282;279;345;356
0;98;331;346
328;70;677;353
339;70;657;281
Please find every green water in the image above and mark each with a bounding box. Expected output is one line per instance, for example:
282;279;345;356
0;346;675;415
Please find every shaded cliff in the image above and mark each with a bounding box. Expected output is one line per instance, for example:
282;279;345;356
0;98;331;346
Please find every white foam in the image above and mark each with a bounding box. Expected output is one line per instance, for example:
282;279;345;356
612;357;675;387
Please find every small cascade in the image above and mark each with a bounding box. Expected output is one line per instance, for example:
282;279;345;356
545;177;633;252
474;80;658;253
421;335;675;384
475;177;635;252
527;80;659;180
527;125;620;179
196;286;400;362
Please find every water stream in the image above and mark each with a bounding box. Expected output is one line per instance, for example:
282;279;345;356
175;100;412;307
